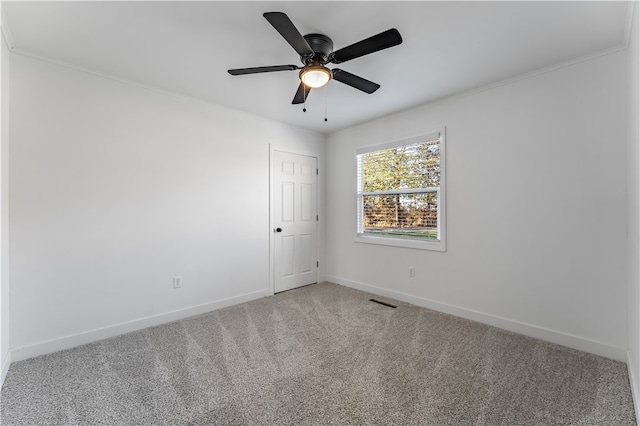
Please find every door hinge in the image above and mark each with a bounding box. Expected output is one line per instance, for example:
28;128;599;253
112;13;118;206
317;261;319;267
316;168;318;175
316;215;319;222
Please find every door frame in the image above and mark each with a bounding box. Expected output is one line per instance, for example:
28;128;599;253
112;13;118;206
269;145;321;295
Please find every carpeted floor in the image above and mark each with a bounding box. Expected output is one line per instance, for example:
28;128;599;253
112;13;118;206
1;282;636;425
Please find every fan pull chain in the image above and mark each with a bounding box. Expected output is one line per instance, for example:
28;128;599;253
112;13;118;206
303;87;307;112
324;83;329;122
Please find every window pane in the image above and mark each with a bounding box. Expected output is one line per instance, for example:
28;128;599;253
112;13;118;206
362;192;438;239
362;138;440;193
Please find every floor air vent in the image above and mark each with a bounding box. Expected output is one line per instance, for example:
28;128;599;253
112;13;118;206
369;299;397;309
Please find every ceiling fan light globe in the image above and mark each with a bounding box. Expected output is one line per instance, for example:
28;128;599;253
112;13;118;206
300;67;331;88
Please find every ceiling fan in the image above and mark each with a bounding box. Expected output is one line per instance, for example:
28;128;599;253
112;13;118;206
228;12;403;105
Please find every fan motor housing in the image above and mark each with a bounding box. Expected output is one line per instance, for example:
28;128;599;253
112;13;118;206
302;33;333;64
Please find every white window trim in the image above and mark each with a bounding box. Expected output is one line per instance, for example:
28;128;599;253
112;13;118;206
355;128;446;252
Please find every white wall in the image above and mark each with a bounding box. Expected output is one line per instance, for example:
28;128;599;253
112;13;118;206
627;0;640;413
9;53;325;359
1;14;10;385
326;51;628;361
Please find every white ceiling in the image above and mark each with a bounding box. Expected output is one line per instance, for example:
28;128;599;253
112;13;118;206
1;1;632;134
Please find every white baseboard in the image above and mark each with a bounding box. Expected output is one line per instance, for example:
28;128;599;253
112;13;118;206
1;349;10;388
328;276;626;362
11;288;272;362
628;351;640;420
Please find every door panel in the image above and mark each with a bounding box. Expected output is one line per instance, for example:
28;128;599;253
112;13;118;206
274;151;318;293
300;183;312;221
281;235;295;277
300;233;313;273
281;182;294;222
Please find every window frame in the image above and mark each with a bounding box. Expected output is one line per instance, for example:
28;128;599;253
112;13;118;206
355;128;446;252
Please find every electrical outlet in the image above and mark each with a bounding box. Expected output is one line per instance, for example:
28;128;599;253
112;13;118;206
173;276;182;289
409;267;415;278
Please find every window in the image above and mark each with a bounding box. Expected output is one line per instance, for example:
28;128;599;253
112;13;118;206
356;129;446;251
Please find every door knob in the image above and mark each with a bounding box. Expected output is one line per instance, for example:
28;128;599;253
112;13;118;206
275;227;282;233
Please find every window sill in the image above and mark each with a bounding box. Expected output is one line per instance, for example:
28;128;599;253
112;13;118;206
355;234;446;252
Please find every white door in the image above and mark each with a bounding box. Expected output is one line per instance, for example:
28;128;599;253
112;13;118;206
273;151;318;293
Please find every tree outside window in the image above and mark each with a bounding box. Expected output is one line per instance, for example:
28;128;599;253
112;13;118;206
356;130;446;251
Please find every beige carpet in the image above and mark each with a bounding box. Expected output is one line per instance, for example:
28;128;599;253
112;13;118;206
1;282;636;425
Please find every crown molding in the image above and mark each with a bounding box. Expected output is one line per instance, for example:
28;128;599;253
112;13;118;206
1;8;15;50
332;43;628;138
9;47;322;137
624;1;637;48
10;46;227;106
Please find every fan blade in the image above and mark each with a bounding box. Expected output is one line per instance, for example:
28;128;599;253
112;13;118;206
228;65;299;75
329;29;402;64
263;12;314;57
292;83;311;104
332;69;380;94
